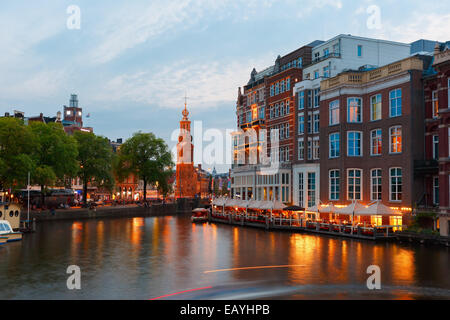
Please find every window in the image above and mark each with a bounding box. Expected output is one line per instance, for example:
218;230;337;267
270;85;274;97
389;89;402;117
307;113;312;134
333;43;339;54
313;139;320;159
433;176;439;205
270;105;274;119
298;58;303;68
298;114;304;134
286;78;290;91
313;113;320;133
314;70;319;79
347;131;362;156
323;48;329;57
389;168;402;201
347;169;362;200
307;139;312;160
448;78;450;108
370;94;382;121
329;100;339;125
298;172;304;208
275;82;279;95
323;65;329;78
275;104;279;117
280;102;285;116
313;89;320;108
432;90;439;118
389;126;402;153
433;135;439;160
259;106;265;119
347;97;362;123
298;139;304;160
357;45;362;57
307;172;316;207
370;129;382;156
329;170;340;200
370;169;382;200
329;132;340;158
286;100;290;114
280;80;285;93
298;91;305;110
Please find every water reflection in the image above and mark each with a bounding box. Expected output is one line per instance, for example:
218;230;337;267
0;215;449;300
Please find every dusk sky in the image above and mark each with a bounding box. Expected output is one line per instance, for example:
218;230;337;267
1;0;449;173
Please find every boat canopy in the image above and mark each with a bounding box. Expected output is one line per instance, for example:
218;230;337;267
0;220;12;234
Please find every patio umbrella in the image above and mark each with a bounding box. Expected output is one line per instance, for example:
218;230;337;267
356;202;400;216
335;201;365;229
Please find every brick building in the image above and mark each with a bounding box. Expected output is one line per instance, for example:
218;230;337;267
319;55;432;212
422;42;450;236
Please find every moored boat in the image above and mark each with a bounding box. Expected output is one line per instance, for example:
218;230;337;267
191;208;209;223
0;220;23;242
0;236;7;245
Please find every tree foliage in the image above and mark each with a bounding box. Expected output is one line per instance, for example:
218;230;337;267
0;117;36;190
74;131;114;204
30;122;78;197
115;132;173;201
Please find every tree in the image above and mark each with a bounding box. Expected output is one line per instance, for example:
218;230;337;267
156;170;174;201
30;122;78;204
0;117;36;192
115;132;173;202
74;131;114;205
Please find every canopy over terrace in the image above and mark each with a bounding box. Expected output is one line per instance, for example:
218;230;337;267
356;202;401;216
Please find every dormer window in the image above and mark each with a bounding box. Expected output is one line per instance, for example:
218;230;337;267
66;110;71;115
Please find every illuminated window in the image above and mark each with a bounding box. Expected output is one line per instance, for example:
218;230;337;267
347;169;362;200
389;168;402;201
370;169;382;200
307;172;316;207
370;129;382;156
432;90;439;118
347;131;362;156
389;126;402;153
389;89;402;117
329;132;340;158
329;170;340;200
66;110;71;115
329;100;339;125
370;94;382;121
298;172;304;207
347;97;362;123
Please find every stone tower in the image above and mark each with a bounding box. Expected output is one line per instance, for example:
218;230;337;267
175;100;197;198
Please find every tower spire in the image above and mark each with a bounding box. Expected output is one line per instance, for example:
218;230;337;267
182;92;189;120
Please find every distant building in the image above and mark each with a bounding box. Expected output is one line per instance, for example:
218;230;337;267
62;94;93;135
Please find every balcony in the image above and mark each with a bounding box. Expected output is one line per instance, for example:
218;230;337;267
321;56;424;91
311;52;341;64
414;160;439;175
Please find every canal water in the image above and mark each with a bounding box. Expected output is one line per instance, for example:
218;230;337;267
0;214;449;300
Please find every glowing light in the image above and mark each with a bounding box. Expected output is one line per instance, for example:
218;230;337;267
204;264;306;274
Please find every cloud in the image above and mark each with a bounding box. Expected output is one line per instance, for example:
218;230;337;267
92;57;270;110
89;0;234;64
385;13;450;43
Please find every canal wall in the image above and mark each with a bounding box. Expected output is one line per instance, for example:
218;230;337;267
19;198;208;223
20;203;192;223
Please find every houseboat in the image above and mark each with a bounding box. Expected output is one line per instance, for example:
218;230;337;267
0;220;22;242
0;203;21;231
